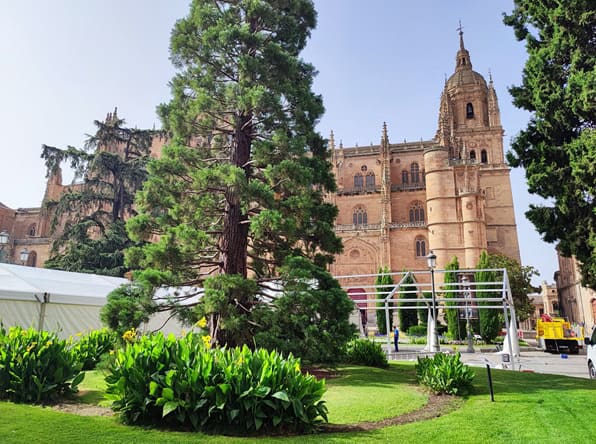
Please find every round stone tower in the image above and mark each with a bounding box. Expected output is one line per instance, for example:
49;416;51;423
425;25;520;269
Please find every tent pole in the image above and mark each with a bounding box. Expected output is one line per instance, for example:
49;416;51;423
38;292;49;331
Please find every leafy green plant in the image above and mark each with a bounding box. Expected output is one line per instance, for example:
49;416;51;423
105;332;327;434
70;329;117;371
343;339;388;368
415;352;474;395
409;336;428;345
407;325;427;337
0;326;84;403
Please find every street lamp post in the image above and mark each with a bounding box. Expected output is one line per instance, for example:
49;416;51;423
462;275;475;353
426;251;440;352
20;248;29;266
0;230;9;263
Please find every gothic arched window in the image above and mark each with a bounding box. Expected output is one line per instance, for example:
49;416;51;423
481;149;488;163
353;206;368;226
466;102;474;119
354;173;363;191
402;170;409;185
411;163;420;184
470;150;476;161
365;172;375;191
415;238;427;257
409;201;425;223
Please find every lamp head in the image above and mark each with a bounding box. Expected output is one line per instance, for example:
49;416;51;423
19;248;29;264
0;230;8;245
426;250;437;269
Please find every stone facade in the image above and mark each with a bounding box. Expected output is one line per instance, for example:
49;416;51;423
555;254;596;331
328;31;520;288
520;282;559;331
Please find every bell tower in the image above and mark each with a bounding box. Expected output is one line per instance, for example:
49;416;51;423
427;25;520;268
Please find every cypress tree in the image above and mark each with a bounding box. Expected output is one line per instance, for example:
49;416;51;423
375;267;393;335
443;256;463;340
398;272;418;332
475;251;500;342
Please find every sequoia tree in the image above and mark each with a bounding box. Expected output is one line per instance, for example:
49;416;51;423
504;1;596;289
42;110;153;276
126;0;344;345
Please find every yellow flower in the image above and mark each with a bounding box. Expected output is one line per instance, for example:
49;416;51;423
294;362;301;373
75;332;82;337
46;340;53;346
196;317;208;329
201;335;212;349
122;327;137;343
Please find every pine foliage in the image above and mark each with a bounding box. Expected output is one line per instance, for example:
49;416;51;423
504;1;596;289
41;111;153;276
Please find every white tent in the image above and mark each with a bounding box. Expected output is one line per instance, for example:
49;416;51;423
0;263;128;338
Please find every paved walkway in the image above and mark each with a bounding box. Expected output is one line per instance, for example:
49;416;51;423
385;342;591;379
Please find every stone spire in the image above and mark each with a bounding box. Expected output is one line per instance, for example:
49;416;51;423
455;21;472;72
379;122;391;267
487;71;501;127
329;130;336;162
381;121;389;156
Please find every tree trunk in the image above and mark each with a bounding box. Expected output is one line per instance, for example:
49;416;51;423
220;114;251;277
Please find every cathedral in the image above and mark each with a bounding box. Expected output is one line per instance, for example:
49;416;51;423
328;30;520;282
1;31;520;287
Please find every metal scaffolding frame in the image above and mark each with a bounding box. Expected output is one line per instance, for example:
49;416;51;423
334;268;520;370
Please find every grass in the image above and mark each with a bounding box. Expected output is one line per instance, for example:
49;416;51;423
1;363;595;443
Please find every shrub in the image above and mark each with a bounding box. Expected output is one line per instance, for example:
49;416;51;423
415;352;474;395
344;339;388;368
253;256;355;365
0;326;84;403
106;332;327;434
70;328;117;370
100;283;153;338
407;325;427;337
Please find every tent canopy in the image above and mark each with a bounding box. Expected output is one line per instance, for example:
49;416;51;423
0;263;128;306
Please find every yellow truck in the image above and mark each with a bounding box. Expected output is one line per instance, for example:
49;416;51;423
536;315;584;354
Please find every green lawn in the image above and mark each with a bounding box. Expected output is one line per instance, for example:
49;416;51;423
1;363;594;443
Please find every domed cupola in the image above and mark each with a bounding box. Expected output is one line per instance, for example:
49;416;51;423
446;25;487;91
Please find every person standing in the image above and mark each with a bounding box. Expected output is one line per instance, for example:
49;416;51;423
393;325;399;352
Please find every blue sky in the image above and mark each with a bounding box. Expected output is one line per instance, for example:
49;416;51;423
0;1;557;284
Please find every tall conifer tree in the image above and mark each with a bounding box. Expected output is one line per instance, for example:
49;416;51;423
41;110;153;276
398;272;418;333
126;0;344;345
475;251;500;342
375;267;393;335
504;1;596;289
443;256;462;340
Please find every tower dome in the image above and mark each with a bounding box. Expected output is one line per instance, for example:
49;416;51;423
446;26;487;91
